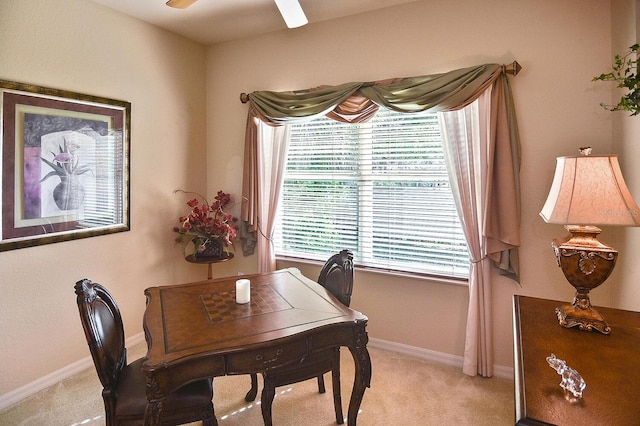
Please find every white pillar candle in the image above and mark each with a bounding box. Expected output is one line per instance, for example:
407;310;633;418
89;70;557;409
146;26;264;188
235;279;250;304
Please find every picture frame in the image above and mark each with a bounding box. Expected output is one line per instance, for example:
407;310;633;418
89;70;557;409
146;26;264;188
0;79;130;251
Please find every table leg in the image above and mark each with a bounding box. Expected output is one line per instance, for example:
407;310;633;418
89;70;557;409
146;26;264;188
208;263;213;280
347;326;372;426
245;373;259;402
143;399;164;426
144;371;168;426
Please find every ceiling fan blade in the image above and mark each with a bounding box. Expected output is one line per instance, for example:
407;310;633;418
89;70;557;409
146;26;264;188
274;0;308;28
166;0;197;9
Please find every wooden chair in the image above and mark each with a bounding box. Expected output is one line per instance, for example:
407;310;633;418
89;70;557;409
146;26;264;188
251;250;354;425
74;278;217;426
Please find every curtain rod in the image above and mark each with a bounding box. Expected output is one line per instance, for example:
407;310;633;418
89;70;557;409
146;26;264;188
239;61;522;104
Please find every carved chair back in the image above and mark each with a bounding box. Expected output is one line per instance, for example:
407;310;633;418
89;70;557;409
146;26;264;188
318;249;354;307
74;278;126;391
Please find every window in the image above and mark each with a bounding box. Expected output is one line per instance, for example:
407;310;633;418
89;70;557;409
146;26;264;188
274;108;470;279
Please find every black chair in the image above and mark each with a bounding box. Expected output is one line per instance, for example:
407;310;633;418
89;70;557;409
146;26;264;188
248;250;354;425
74;278;217;426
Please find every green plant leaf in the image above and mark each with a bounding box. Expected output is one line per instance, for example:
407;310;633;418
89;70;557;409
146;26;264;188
593;44;640;116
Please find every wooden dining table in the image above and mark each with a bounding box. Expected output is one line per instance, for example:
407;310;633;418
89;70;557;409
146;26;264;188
141;268;371;425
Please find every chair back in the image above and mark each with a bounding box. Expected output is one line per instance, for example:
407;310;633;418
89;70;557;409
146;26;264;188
74;278;127;389
317;249;354;307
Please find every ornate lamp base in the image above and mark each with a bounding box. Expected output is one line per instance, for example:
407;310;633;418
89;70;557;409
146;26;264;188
552;225;616;335
556;299;611;335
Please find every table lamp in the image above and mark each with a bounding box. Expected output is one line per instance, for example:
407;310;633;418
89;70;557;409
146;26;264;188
539;147;640;334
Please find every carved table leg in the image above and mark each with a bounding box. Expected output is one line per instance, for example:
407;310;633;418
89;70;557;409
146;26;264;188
260;377;276;426
347;326;372;426
144;371;168;426
245;373;259;402
332;348;345;425
143;399;164;426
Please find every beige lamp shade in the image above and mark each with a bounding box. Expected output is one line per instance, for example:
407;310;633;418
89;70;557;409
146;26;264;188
540;154;640;226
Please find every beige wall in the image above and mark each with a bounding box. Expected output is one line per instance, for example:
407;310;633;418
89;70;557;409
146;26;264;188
206;0;621;371
0;0;209;396
2;0;639;406
611;0;640;312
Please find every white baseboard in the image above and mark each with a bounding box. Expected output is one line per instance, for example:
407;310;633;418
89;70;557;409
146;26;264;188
0;332;145;411
1;334;512;411
368;337;514;381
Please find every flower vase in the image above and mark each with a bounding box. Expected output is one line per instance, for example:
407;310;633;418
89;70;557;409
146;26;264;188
53;176;85;210
194;238;223;259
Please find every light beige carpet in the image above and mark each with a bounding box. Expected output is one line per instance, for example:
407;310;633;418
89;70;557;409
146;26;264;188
0;343;514;425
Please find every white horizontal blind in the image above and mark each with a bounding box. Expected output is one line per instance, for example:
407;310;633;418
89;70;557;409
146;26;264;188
78;131;125;228
274;108;470;279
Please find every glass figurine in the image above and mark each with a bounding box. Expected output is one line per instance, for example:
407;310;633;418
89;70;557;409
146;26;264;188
546;353;586;398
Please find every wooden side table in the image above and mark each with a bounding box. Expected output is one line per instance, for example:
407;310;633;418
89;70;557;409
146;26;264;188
512;295;640;425
185;252;234;279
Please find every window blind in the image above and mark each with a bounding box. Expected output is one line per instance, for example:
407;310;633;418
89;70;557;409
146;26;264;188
274;108;470;279
78;131;125;228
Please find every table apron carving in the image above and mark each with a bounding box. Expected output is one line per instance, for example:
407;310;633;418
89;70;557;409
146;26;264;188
226;339;309;373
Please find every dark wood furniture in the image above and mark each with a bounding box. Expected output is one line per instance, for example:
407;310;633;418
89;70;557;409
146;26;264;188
256;250;355;425
185;251;234;280
513;295;640;426
142;268;371;426
74;279;216;426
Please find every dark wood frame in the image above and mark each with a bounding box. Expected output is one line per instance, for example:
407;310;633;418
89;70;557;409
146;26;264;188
0;80;130;251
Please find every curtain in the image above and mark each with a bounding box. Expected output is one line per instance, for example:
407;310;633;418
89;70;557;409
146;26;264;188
439;77;520;376
240;63;521;375
241;105;290;271
256;122;290;272
440;91;493;376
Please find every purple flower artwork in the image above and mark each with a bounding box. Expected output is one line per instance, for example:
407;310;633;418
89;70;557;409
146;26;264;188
22;113;106;220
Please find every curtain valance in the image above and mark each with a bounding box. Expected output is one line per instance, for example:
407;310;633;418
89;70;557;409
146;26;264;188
245;63;503;125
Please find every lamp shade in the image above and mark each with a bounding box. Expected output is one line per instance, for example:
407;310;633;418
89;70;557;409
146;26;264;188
540;154;640;226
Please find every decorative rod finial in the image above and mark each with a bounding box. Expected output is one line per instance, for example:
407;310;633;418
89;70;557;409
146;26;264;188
579;147;592;156
505;61;522;75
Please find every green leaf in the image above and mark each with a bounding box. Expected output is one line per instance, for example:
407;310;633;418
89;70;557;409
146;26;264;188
593;44;640;116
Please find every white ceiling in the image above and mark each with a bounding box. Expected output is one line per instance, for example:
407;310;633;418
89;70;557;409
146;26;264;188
91;0;419;45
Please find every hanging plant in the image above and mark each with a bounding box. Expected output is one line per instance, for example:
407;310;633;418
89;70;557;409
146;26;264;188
593;43;640;116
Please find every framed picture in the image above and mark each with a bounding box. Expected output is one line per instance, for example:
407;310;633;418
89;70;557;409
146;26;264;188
0;80;130;251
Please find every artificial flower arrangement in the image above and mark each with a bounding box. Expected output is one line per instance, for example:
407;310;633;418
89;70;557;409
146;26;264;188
173;190;237;258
